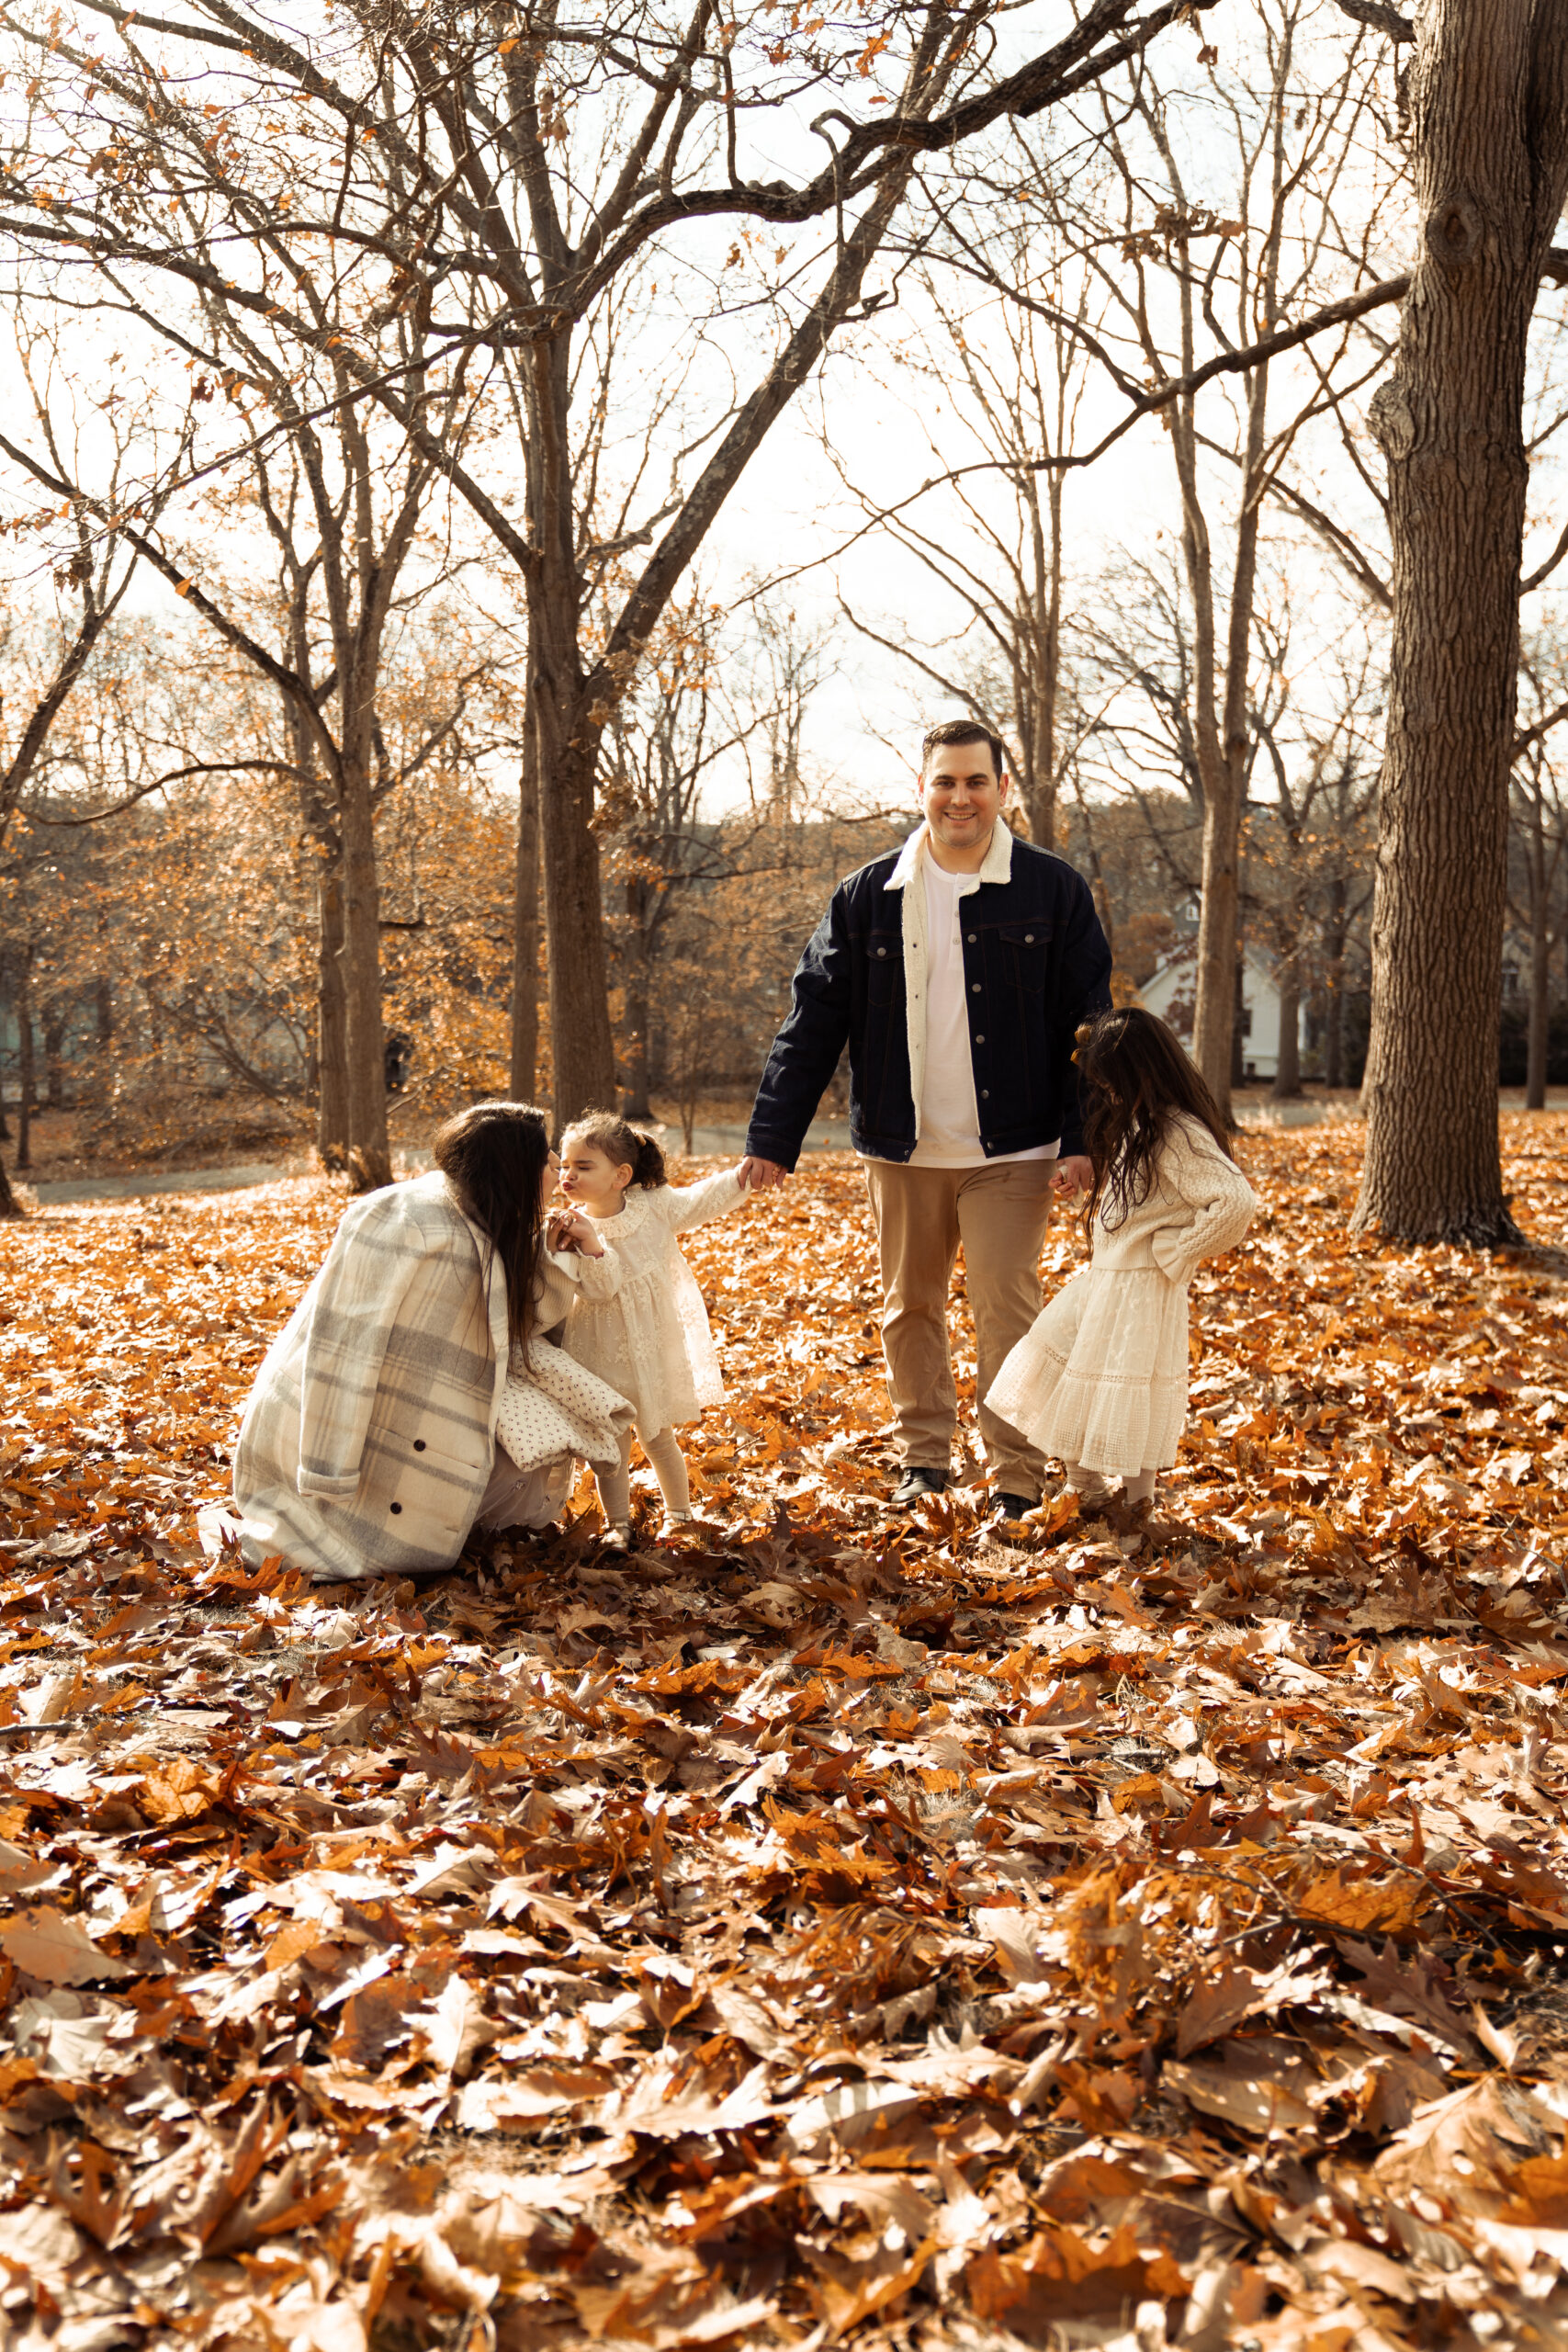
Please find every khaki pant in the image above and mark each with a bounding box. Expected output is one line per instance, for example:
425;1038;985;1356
863;1156;1055;1500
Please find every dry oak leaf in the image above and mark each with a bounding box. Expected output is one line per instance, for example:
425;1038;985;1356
124;1754;225;1825
1294;1863;1432;1938
0;1905;131;1984
967;2222;1190;2323
1374;2075;1557;2219
1505;2150;1568;2228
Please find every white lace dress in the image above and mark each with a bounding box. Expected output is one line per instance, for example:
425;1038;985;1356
561;1170;746;1433
987;1116;1257;1477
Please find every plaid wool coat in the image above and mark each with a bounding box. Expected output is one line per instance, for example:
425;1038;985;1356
231;1171;578;1583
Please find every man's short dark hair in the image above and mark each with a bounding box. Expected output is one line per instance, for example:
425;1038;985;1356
921;718;1008;779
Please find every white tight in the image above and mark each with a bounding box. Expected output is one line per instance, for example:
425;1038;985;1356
595;1426;691;1527
1066;1462;1157;1506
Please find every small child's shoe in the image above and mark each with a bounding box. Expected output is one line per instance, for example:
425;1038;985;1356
1106;1495;1178;1548
601;1521;633;1554
658;1511;694;1540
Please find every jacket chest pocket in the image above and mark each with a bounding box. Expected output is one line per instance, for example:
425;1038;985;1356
865;932;904;1001
998;920;1053;968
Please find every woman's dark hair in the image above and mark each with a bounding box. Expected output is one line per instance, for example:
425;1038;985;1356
561;1110;666;1190
432;1100;552;1353
1075;1007;1234;1229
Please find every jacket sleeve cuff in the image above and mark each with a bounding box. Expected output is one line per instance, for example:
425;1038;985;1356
743;1130;801;1174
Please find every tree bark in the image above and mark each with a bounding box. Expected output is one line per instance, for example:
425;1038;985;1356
338;765;390;1192
1356;0;1568;1241
317;845;351;1159
509;713;542;1106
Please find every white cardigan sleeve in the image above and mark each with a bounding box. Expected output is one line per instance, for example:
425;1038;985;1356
1148;1122;1258;1287
664;1169;747;1235
567;1240;626;1302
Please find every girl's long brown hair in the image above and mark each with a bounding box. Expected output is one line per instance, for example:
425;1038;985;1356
1076;1007;1234;1229
433;1100;552;1354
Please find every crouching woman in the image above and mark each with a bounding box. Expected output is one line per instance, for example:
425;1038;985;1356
224;1101;631;1583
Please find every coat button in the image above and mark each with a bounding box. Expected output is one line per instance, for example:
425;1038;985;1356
966;932;976;943
975;1034;985;1044
1025;933;1034;943
876;946;887;957
413;1440;426;1452
971;982;981;993
389;1502;402;1515
981;1090;989;1100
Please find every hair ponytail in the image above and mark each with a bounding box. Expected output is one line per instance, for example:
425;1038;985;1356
562;1110;667;1190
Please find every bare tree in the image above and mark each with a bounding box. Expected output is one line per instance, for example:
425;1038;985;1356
0;0;1223;1120
0;339;182;1214
1347;0;1568;1240
2;282;490;1189
833;204;1107;846
1061;4;1395;1118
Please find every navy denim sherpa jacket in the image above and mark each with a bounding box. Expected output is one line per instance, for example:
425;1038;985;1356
746;827;1113;1170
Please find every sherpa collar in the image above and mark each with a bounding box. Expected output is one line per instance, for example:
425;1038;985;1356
884;819;1015;891
883;820;1015;1142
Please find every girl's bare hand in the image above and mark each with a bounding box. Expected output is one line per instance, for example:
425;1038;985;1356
549;1208;603;1257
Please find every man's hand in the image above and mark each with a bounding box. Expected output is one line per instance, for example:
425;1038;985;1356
1052;1154;1093;1198
738;1156;789;1191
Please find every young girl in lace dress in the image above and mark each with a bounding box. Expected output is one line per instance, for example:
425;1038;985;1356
552;1113;750;1547
987;1008;1256;1529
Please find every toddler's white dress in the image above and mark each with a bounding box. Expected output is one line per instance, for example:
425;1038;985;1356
561;1170;746;1432
987;1114;1257;1476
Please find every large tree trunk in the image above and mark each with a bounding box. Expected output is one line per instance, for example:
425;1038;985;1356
510;713;542;1105
528;338;617;1125
338;767;390;1192
1356;0;1568;1242
317;844;351;1160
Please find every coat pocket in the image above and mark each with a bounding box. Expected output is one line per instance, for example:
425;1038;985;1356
377;1430;486;1546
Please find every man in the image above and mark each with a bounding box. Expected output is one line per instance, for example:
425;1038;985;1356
739;719;1112;1519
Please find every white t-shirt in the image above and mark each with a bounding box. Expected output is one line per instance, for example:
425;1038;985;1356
908;858;1056;1170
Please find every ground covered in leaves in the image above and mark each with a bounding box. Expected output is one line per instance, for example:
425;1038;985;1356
4;1123;1568;2352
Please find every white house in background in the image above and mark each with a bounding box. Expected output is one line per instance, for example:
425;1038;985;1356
1137;944;1306;1082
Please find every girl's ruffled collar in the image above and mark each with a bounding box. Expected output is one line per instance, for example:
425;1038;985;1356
586;1187;658;1237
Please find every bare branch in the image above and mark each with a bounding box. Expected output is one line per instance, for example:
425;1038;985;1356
1332;0;1414;40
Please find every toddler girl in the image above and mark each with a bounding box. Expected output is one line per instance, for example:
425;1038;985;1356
552;1112;749;1546
987;1007;1256;1527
